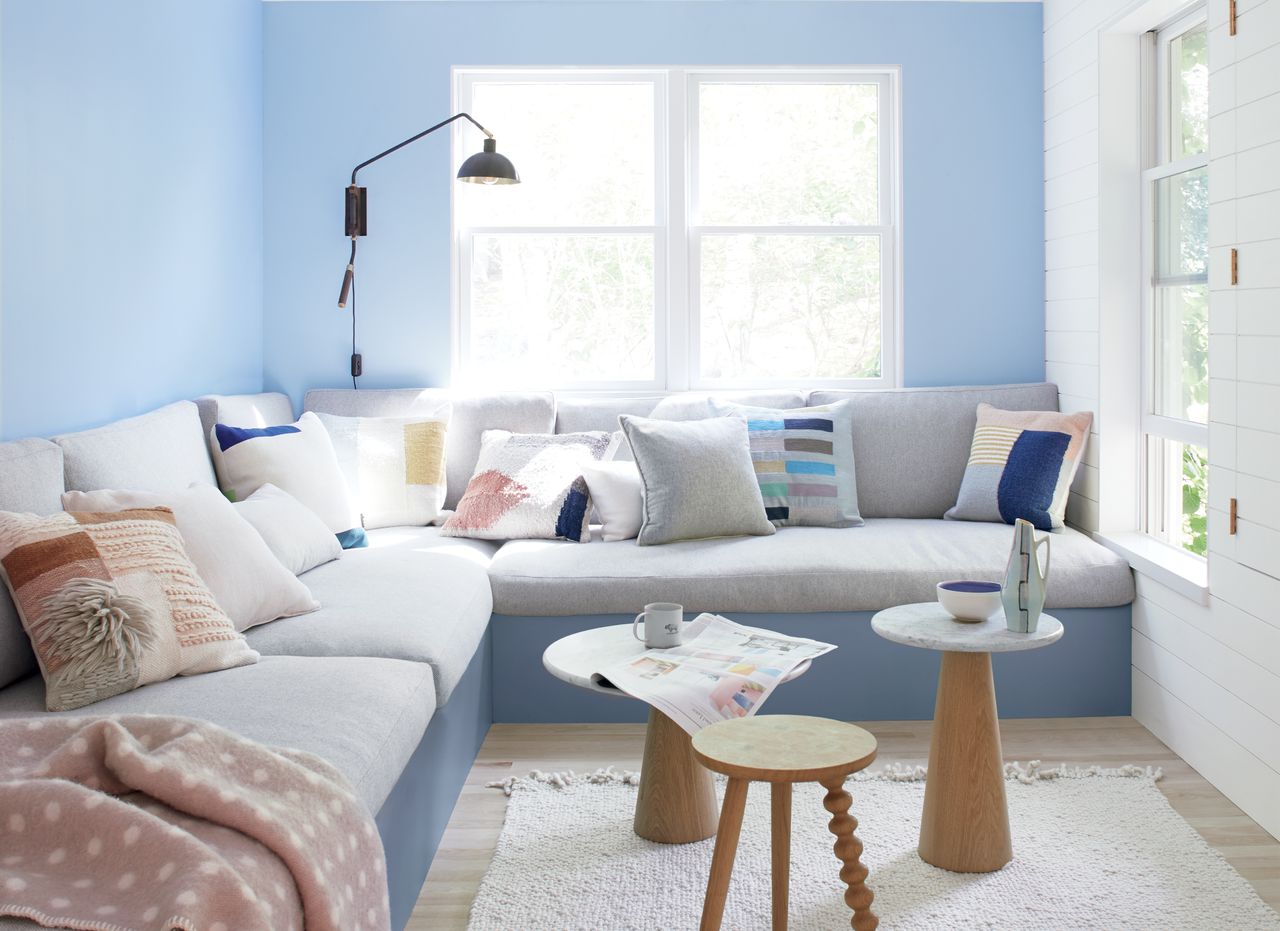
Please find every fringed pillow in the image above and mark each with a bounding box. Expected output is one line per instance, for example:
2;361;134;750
0;508;257;711
441;431;614;543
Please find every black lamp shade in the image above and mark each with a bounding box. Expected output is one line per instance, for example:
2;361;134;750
458;138;520;185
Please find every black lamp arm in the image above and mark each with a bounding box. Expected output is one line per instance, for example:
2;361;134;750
339;112;496;309
349;112;493;185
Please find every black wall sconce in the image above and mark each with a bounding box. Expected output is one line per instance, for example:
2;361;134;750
337;113;519;383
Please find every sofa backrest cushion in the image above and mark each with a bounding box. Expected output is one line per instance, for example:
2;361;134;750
809;383;1061;519
304;389;556;510
196;392;295;438
53;400;216;493
0;438;65;689
555;397;663;434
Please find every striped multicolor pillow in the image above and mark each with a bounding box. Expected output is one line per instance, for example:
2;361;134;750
945;403;1093;530
712;400;863;528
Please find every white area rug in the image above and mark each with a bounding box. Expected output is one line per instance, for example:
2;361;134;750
468;763;1280;930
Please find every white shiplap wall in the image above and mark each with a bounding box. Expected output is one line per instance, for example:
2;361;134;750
1044;0;1280;839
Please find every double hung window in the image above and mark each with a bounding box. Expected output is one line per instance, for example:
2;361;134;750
1142;10;1209;556
453;68;900;391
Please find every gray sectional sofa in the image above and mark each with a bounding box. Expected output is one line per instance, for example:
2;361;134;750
0;381;1134;930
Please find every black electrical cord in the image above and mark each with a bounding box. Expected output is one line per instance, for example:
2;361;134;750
350;269;358;390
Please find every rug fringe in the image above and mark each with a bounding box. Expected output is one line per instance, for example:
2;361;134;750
486;760;1162;795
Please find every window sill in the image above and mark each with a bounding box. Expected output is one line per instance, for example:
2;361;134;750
1093;530;1209;605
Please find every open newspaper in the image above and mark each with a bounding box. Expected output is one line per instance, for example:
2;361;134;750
592;613;836;735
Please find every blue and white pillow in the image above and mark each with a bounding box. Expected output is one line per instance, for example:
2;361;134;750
209;411;366;549
945;404;1093;531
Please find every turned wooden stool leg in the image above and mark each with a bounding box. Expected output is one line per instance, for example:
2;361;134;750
699;777;750;931
820;776;878;931
771;782;792;931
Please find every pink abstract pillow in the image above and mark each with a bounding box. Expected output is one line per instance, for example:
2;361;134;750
441;430;614;543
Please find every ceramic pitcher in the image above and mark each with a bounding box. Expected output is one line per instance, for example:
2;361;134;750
1002;518;1051;633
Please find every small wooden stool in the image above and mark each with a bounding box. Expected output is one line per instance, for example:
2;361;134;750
691;715;879;931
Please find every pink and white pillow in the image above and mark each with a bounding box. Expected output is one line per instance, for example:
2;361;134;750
441;431;614;543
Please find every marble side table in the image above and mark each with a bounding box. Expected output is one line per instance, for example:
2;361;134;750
543;624;809;845
871;603;1063;872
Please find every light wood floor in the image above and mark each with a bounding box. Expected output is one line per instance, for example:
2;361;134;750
410;717;1280;929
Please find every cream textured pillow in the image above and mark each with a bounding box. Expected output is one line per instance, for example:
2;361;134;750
619;414;775;546
63;484;319;631
0;508;258;711
441;431;614;543
209;412;365;548
581;461;643;542
314;407;450;529
232;484;342;576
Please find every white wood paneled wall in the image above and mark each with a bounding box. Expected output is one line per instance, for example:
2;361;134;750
1043;0;1280;839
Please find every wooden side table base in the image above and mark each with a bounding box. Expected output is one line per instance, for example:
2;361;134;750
634;707;719;844
917;651;1012;872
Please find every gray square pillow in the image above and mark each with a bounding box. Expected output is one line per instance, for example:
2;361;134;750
619;414;776;546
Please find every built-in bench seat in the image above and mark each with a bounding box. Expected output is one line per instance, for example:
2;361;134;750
0;655;436;813
487;519;1133;616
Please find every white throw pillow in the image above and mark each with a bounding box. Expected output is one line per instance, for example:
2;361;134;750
62;483;319;632
581;461;643;542
209;412;364;548
232;484;342;575
314;407;450;530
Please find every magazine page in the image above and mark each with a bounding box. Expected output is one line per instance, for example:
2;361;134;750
598;614;836;735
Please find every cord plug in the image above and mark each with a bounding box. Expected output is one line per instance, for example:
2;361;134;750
350;353;363;378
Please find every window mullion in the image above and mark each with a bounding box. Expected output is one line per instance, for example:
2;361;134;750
668;70;691;392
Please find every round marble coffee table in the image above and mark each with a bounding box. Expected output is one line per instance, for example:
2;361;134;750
871;602;1063;873
543;624;809;845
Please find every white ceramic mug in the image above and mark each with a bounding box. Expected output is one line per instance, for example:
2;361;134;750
633;602;684;648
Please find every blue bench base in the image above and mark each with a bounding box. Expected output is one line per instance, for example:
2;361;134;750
491;608;1132;723
376;627;493;931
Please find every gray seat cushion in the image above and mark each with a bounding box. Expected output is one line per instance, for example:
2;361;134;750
52;400;217;493
246;529;494;705
0;655;435;812
0;439;65;689
304;389;555;510
810;383;1061;519
488;519;1134;615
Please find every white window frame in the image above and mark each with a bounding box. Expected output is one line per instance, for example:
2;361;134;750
452;66;902;392
1138;7;1209;552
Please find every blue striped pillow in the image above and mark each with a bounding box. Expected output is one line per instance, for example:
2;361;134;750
712;400;863;528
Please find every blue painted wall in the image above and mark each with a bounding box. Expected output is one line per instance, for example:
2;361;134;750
263;0;1045;405
0;0;263;440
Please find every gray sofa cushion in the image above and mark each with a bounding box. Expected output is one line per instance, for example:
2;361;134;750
246;528;494;705
53;400;217;493
0;439;65;689
555;396;663;434
487;518;1133;615
809;383;1061;519
304;389;555;511
0;655;435;813
650;390;807;421
195;391;295;438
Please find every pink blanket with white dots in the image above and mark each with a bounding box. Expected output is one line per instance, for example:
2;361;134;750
0;715;391;931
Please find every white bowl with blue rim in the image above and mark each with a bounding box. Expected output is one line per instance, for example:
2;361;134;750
936;580;1002;622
